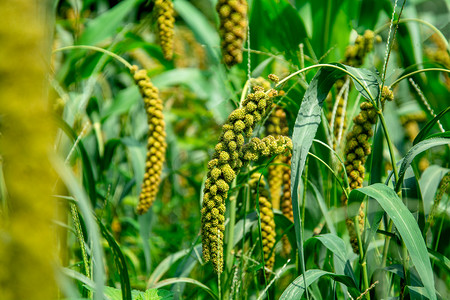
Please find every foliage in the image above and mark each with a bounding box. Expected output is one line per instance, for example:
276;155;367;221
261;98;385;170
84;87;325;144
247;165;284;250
1;0;450;299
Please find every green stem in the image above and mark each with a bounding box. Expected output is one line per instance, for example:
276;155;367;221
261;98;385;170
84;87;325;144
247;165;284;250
355;217;370;299
381;220;394;268
53;45;133;69
390;68;450;88
378;112;399;187
374;18;450;52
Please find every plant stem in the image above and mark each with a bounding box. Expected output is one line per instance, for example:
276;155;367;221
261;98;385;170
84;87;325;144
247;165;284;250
53;45;133;69
355;216;370;300
381;220;394;268
378;112;399;187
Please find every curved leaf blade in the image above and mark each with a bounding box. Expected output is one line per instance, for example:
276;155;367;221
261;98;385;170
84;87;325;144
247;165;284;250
349;184;436;300
396;135;450;192
413;106;450;145
151;277;218;300
280;269;360;299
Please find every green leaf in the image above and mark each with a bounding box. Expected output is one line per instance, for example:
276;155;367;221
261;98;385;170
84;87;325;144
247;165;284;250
51;158;105;300
250;0;308;64
396;135;450;192
147;246;201;287
419;165;450;216
137;288;173;300
428;248;450;274
78;0;142;45
174;0;220;63
96;217;132;300
279;269;360;299
151;278;218;300
306;234;356;285
55;116;97;206
290;63;380;276
348;184;436;300
413;106;450;145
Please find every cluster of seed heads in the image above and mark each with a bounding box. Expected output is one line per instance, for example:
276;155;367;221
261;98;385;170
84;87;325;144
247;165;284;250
241;135;292;163
343;86;394;252
201;85;276;273
344;30;380;67
217;0;248;66
131;65;167;215
249;173;276;275
155;0;175;60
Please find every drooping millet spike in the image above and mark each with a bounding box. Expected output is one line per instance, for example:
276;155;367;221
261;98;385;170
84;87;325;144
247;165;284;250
201;85;276;273
343;86;393;253
155;0;175;60
249;173;276;276
131;65;167;214
280;154;293;257
266;107;289;210
216;0;248;66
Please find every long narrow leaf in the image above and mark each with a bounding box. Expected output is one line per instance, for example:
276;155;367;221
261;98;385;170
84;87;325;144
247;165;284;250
348;184;436;300
396;135;450;192
280;269;360;299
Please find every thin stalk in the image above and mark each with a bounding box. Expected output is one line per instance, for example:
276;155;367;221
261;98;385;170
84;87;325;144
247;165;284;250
378;112;399;186
355;216;370;299
276;64;377;108
308;152;349;198
374;18;450;52
381;220;394;268
53;45;133;69
390;68;450;88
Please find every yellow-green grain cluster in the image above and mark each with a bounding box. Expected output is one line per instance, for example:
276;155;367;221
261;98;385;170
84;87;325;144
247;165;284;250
201;86;275;273
249;173;276;275
343;86;394;252
217;0;248;66
343;30;378;67
241;135;292;163
173;26;206;69
266;107;289;209
131;65;167;214
155;0;175;60
280;154;293;257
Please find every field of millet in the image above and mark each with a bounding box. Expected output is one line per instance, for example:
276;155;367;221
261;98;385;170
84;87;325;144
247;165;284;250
0;0;449;299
